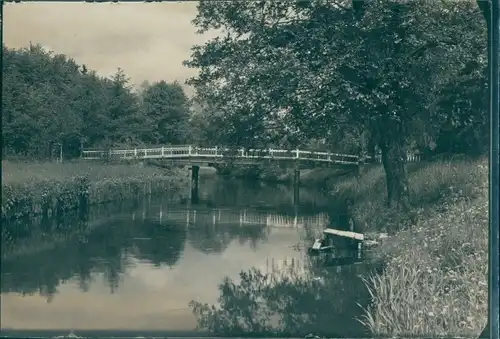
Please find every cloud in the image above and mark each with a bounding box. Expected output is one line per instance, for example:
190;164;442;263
3;2;218;94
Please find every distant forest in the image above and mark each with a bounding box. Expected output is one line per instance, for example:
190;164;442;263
2;44;200;160
2;29;489;161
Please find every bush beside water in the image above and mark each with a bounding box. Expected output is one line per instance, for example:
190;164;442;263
212;158;488;337
336;158;488;337
247;158;489;337
1;160;188;222
360;190;488;337
187;157;487;338
329;158;487;233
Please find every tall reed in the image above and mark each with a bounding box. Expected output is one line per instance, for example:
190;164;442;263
354;158;488;337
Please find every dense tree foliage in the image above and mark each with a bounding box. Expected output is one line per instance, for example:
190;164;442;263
184;0;488;208
140;80;191;145
2;44;193;159
2;0;489;209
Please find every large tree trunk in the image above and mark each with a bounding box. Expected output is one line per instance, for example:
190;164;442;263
378;117;410;211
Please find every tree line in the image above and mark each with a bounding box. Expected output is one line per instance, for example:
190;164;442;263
2;0;491;209
2;43;194;160
184;0;490;209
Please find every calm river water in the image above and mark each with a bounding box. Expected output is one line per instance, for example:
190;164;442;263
1;176;376;338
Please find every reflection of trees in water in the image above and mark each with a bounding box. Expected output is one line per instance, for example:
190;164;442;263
130;220;187;268
2;243;90;302
100;236;125;294
75;243;94;293
190;259;376;338
1;219;128;301
187;222;268;254
235;225;270;250
1;201;138;260
1;210;187;300
188;224;234;254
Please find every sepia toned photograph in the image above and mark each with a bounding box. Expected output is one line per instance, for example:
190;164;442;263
1;1;498;338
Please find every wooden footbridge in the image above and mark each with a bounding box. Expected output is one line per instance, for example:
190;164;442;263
81;145;363;167
81;145;422;168
82;145;421;204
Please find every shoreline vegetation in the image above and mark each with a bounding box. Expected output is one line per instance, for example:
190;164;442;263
346;157;488;337
197;157;488;338
1;160;189;223
2;156;487;337
3;3;490;335
314;157;486;337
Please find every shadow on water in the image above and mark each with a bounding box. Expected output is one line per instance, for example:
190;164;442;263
1;177;379;337
189;248;380;338
194;177;332;216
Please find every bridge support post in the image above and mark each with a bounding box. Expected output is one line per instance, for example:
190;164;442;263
189;165;200;204
293;169;300;205
356;161;364;179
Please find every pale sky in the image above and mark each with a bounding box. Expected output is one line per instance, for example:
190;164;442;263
3;1;219;95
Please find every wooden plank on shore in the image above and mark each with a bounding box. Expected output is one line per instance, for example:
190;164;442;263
323;228;364;241
312;239;322;250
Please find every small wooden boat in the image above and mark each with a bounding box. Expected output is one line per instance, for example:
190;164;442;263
323;228;364;241
308;228;364;255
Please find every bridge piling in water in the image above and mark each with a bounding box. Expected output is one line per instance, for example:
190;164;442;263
293;169;300;205
189;165;200;204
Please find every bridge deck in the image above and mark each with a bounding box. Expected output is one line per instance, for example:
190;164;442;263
82;146;362;167
82;145;422;166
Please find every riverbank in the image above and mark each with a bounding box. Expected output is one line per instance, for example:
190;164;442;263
1;160;189;221
186;158;488;338
344;157;488;337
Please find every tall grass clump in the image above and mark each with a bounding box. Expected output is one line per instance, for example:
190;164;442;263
358;159;488;337
1;160;188;221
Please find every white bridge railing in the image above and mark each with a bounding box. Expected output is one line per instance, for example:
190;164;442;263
82;145;361;165
82;145;421;165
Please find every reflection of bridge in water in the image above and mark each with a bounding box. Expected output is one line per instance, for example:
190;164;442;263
133;206;330;229
131;204;331;281
264;255;308;279
132;205;347;281
262;249;364;280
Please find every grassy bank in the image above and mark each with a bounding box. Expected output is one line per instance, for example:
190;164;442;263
337;158;489;337
180;158;487;337
1;160;189;221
